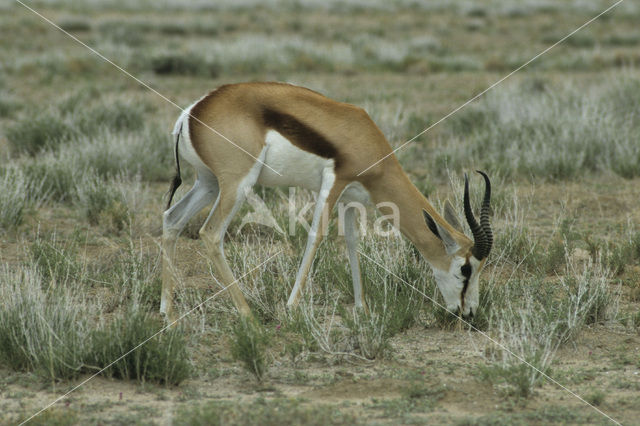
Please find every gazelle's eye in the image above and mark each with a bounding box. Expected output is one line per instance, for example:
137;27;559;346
460;263;472;280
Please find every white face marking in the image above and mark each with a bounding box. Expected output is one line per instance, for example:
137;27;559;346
432;255;481;317
432;256;466;313
257;130;332;192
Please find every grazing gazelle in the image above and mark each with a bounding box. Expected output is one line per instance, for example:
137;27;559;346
161;82;492;321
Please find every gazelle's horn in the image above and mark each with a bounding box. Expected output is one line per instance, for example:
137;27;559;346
476;170;493;259
464;172;492;259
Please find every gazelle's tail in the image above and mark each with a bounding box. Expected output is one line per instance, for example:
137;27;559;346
165;120;183;210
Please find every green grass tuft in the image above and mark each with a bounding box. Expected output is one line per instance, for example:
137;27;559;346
231;318;271;381
88;310;190;385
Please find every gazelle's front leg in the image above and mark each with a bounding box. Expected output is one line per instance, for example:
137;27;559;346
287;167;345;307
344;206;367;310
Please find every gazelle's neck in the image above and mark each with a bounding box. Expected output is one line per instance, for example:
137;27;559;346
363;160;463;269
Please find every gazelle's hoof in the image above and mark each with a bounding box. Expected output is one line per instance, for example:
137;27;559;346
237;305;254;319
161;309;177;326
354;303;370;315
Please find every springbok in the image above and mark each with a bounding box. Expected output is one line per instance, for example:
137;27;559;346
161;82;492;321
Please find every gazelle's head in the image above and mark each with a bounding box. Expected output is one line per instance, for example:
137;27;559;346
422;171;493;319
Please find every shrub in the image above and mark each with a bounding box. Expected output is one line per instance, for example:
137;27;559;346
477;290;559;398
585;389;606;406
0;167;45;231
57;17;91;32
341;307;390;360
554;257;616;343
230;318;270;381
280;310;318;362
232;242;294;323
98;20;147;46
5;111;74;155
0;241;188;385
93;240;162;310
359;236;430;335
148;52;218;77
605;34;640;46
476;250;615;398
443;75;640;180
493;226;542;271
605;231;640;275
477;350;553;398
88;309;190;385
15;407;79;426
75;175;129;232
22;125;171;205
23;158;81;203
0;92;19;118
70;127;172;181
30;234;81;285
77;101;147;134
0;266;93;381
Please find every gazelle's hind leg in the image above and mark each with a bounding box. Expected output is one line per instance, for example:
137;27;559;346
199;153;267;317
162;171;219;321
287;167;347;307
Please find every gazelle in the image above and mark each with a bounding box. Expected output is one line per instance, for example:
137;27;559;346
161;82;492;321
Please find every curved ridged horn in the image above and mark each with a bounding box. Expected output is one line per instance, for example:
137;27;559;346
476;170;493;259
463;173;485;259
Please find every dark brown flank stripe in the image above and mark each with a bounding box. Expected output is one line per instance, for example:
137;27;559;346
262;108;340;166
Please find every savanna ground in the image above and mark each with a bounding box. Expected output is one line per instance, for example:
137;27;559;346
1;0;640;424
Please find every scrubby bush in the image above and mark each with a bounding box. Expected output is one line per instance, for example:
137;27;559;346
0;242;189;385
0;167;45;231
442;75;640;180
88;309;190;385
23;158;81;203
476;251;615;397
75;175;129;232
231;318;270;381
148;52;218;77
69;127;172;181
5;111;74;155
57;17;91;32
0;266;94;381
77;100;148;134
30;234;81;285
0;91;19;118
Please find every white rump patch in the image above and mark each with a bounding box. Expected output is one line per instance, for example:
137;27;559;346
173;95;210;174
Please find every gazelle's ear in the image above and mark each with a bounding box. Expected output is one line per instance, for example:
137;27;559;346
423;210;460;255
444;200;463;233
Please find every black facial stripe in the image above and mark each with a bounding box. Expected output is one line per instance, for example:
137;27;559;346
460;261;472;305
461;263;472;279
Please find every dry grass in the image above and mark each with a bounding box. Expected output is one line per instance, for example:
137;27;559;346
1;0;639;424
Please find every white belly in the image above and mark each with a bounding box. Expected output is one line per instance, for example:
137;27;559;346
257;130;333;192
